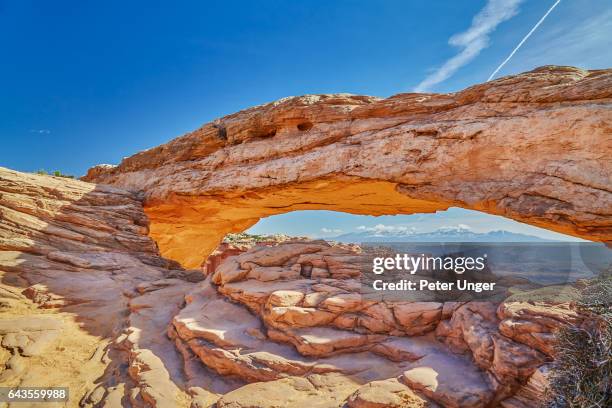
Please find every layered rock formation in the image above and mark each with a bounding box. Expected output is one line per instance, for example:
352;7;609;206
0;168;430;407
0;167;206;407
1;66;610;407
0;167;599;407
83;66;612;268
170;239;582;407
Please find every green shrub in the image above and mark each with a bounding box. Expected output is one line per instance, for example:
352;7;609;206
33;169;74;179
52;170;75;178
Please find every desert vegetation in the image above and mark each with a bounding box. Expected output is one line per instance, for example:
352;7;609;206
34;169;75;178
547;273;611;408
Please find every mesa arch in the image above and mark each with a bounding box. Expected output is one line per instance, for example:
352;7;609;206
83;66;612;268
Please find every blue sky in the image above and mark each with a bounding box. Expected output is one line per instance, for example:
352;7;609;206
1;0;609;239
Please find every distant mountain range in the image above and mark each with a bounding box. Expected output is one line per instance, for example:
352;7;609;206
328;226;557;243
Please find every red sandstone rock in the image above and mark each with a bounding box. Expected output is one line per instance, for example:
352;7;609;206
169;239;577;407
83;66;612;269
2;65;610;407
202;243;246;276
497;301;581;356
0;167;592;407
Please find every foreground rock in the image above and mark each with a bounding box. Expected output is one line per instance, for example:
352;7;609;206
84;66;612;268
347;378;431;408
0;167;593;407
0;168;234;407
171;239;577;407
497;301;581;356
0;168;484;407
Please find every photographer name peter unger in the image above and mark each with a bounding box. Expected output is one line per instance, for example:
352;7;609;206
372;279;496;292
370;253;495;292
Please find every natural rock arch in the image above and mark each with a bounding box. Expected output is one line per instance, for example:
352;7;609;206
84;66;612;268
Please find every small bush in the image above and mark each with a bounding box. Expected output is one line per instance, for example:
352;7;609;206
33;169;74;179
52;170;75;178
546;273;611;407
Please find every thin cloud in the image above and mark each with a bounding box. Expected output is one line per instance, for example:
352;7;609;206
437;223;473;232
355;224;476;235
356;224;417;235
320;227;342;235
29;129;51;134
414;0;524;92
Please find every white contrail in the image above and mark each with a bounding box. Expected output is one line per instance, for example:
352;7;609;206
488;0;562;81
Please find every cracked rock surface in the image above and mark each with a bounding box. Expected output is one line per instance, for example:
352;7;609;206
171;239;583;408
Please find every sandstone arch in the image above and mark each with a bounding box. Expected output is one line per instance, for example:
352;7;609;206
84;66;612;268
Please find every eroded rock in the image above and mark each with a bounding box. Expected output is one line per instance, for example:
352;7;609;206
497;301;581;356
2;65;609;408
347;378;432;408
0;168;196;406
83;67;612;269
216;373;360;408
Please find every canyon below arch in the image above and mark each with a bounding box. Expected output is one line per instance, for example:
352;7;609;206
1;66;611;407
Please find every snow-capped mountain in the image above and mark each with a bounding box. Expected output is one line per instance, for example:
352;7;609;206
329;225;555;243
